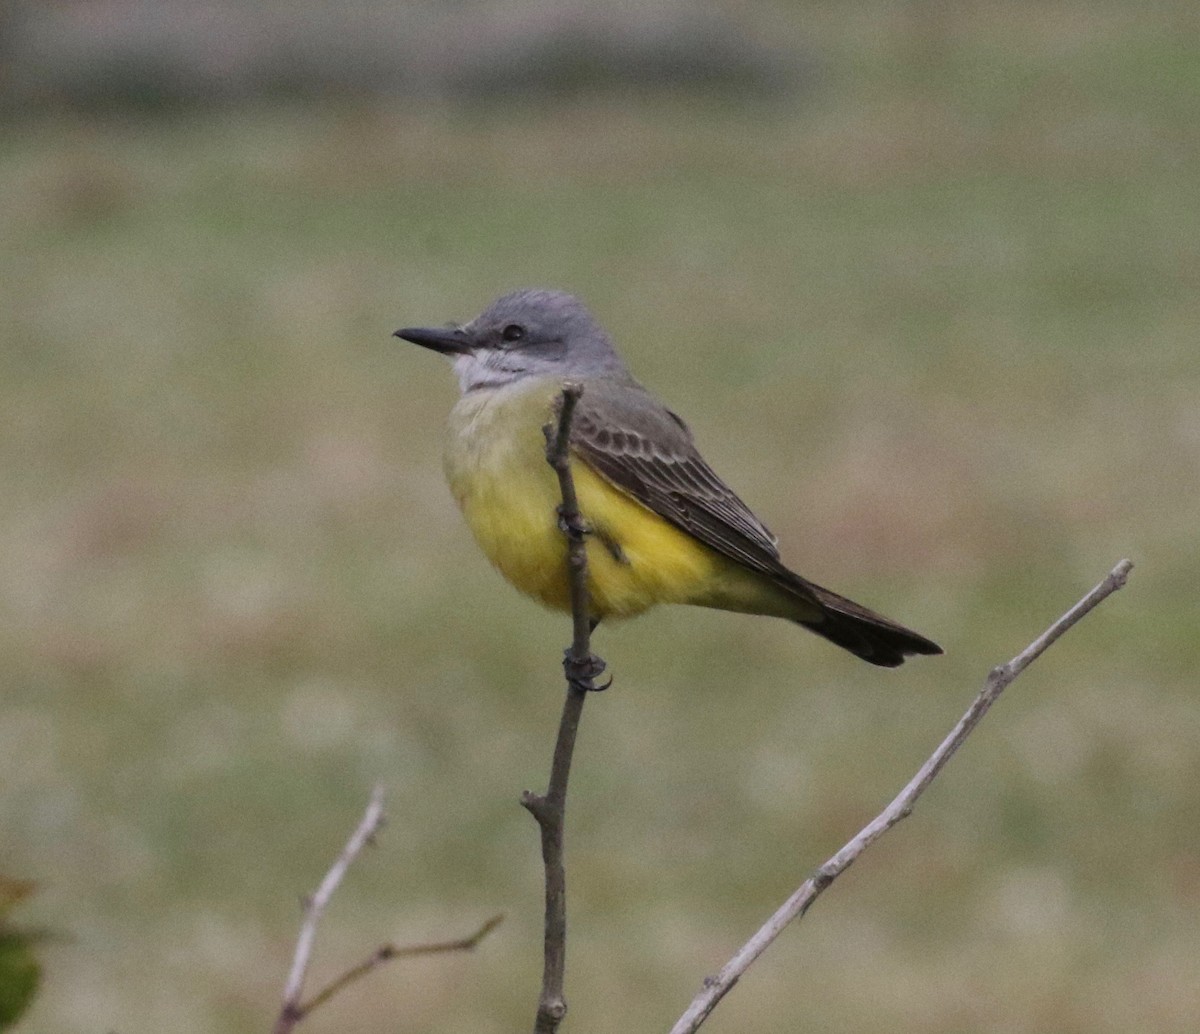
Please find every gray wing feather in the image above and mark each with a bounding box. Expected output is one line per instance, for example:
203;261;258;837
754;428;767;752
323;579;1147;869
569;380;785;576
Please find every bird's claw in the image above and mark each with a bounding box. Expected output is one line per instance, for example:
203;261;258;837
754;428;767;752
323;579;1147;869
555;505;591;538
563;649;610;691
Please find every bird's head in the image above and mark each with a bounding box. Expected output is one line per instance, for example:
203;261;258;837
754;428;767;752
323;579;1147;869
395;288;628;393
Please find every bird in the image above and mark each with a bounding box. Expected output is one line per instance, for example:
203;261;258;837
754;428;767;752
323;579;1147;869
395;289;941;667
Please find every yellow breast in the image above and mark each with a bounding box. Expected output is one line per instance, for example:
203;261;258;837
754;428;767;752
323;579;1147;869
443;379;729;619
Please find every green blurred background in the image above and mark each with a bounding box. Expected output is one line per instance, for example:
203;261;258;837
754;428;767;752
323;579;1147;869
3;1;1198;1031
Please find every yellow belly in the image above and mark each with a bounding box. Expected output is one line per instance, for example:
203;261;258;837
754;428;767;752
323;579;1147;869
443;380;747;620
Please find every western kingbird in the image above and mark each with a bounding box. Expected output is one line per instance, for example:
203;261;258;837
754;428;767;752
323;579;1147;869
395;289;941;667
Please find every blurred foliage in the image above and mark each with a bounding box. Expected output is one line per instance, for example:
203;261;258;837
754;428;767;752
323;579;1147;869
0;0;802;115
2;1;1200;1033
0;879;40;1030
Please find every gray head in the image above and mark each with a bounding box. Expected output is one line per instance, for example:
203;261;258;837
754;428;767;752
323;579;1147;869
395;288;630;393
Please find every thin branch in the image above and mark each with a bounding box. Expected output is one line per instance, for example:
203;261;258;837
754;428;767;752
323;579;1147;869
519;382;606;1034
544;382;601;684
669;558;1134;1034
298;913;505;1017
273;784;386;1034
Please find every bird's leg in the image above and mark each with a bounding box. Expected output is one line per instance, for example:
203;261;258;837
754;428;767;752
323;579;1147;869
553;498;609;689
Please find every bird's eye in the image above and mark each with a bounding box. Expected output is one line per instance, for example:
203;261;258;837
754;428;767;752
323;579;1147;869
501;324;525;343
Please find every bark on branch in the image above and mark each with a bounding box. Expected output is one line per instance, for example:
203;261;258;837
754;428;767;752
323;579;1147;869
668;558;1134;1034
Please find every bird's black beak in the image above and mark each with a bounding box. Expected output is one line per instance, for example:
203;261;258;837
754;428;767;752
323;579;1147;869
393;325;474;356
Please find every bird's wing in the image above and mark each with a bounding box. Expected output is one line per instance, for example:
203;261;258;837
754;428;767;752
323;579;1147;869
568;380;943;666
569;380;786;576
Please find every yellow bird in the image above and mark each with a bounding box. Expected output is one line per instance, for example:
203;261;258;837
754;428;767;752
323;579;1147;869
396;289;941;667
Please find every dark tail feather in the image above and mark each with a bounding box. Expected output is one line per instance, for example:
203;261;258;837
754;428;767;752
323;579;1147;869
794;581;942;668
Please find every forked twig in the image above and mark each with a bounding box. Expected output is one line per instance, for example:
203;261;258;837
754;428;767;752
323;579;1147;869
272;785;502;1033
669;558;1134;1034
274;784;386;1034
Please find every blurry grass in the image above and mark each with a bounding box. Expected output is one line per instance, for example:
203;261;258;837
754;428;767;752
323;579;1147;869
3;3;1200;1032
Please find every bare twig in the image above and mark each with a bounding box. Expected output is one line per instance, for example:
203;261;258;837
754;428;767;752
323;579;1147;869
669;558;1134;1034
298;913;505;1017
520;382;605;1034
274;784;386;1034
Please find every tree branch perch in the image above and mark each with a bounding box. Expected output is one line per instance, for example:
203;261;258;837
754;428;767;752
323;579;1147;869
519;382;606;1034
668;558;1134;1034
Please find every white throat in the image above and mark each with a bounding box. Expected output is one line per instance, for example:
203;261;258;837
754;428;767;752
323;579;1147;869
451;351;535;394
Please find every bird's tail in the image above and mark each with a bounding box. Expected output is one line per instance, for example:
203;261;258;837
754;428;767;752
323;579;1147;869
789;577;942;668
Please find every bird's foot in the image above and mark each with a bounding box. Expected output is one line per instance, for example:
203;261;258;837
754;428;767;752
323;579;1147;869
563;649;610;691
555;505;592;539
